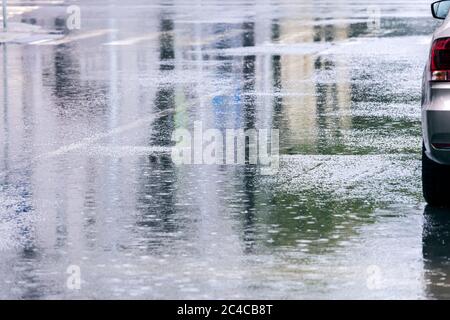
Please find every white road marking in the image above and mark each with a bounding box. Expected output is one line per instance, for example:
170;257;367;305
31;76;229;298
28;38;58;45
3;5;38;18
38;109;173;158
0;109;174;177
82;145;172;157
33;29;114;45
102;32;163;46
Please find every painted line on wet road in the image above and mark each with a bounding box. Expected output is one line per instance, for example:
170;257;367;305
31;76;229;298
102;32;166;46
79;145;172;157
0;109;174;177
31;29;114;45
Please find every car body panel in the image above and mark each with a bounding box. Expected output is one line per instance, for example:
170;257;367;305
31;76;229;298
422;12;450;164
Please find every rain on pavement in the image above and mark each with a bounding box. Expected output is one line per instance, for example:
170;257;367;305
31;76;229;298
0;0;449;299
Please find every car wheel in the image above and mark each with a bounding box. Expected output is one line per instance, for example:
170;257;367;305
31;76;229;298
423;144;450;206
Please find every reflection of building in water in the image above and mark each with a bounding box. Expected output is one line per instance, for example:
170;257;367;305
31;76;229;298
0;43;59;299
253;0;275;130
0;4;175;294
314;22;352;152
279;14;318;152
237;0;360;251
275;0;352;153
135;13;178;248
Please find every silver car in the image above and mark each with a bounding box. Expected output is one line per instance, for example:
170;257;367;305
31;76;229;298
422;0;450;205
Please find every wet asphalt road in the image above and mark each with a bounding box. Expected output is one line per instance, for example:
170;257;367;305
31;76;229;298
1;0;449;299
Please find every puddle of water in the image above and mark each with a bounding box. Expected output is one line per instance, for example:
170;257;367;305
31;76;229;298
0;0;445;299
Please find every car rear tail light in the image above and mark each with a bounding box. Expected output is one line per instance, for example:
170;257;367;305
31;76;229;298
431;38;450;81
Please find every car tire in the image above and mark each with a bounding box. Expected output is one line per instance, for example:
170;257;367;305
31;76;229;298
423;144;450;206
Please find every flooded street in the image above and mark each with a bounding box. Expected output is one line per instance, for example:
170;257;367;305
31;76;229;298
0;0;449;299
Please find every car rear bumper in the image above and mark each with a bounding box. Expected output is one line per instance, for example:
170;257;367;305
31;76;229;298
424;110;450;164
